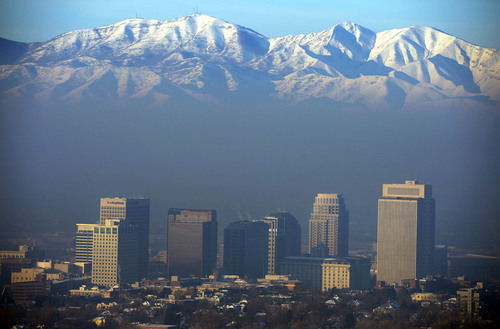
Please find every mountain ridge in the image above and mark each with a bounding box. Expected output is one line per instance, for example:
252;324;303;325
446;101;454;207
1;14;499;110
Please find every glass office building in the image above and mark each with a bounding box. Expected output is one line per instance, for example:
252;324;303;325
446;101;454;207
167;209;217;278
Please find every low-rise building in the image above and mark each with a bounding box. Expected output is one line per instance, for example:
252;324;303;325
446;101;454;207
279;256;324;290
0;245;44;261
448;254;500;283
411;293;446;302
54;262;80;274
280;256;371;291
36;260;53;269
70;285;118;298
11;279;51;304
11;268;62;283
322;257;371;291
456;282;493;318
11;268;45;283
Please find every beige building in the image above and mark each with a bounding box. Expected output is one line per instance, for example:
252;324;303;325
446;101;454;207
322;257;371;291
11;268;44;283
54;262;80;274
457;283;485;318
100;197;149;279
36;260;53;269
280;256;371;291
411;293;446;302
377;180;435;285
11;268;61;283
309;193;349;257
0;245;43;260
91;219;139;287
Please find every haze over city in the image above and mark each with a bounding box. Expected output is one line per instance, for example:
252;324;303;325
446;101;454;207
0;5;499;251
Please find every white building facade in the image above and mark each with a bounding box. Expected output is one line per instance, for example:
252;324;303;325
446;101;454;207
377;180;435;285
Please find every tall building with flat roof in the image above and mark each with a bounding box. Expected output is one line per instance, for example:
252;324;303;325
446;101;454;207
309;193;349;257
76;223;94;263
223;220;269;279
100;197;150;279
377;180;435;285
256;212;301;275
91;219;139;287
167;209;217;278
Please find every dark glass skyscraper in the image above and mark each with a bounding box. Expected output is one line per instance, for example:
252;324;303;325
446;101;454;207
256;212;301;275
223;220;269;279
167;209;217;278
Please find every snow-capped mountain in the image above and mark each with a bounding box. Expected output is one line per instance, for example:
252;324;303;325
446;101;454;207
1;14;499;110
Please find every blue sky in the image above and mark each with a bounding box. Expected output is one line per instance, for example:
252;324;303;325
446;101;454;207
0;0;499;49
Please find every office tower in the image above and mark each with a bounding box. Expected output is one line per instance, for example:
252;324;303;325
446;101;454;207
223;220;269;279
256;212;301;275
167;209;217;278
100;197;150;279
434;245;448;276
377;180;435;285
309;193;349;257
75;224;94;263
91;219;139;287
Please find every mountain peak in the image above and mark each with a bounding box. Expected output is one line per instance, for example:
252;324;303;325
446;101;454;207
19;14;270;65
1;15;499;110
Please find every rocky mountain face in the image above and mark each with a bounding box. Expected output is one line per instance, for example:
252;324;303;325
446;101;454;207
1;14;499;110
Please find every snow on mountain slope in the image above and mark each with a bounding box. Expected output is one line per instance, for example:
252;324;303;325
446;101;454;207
1;14;499;110
22;14;269;65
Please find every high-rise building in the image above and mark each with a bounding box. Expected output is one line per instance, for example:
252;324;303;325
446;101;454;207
100;197;150;279
91;219;139;287
167;209;217;278
75;223;94;263
308;193;349;257
377;180;435;285
256;212;301;275
223;220;269;279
